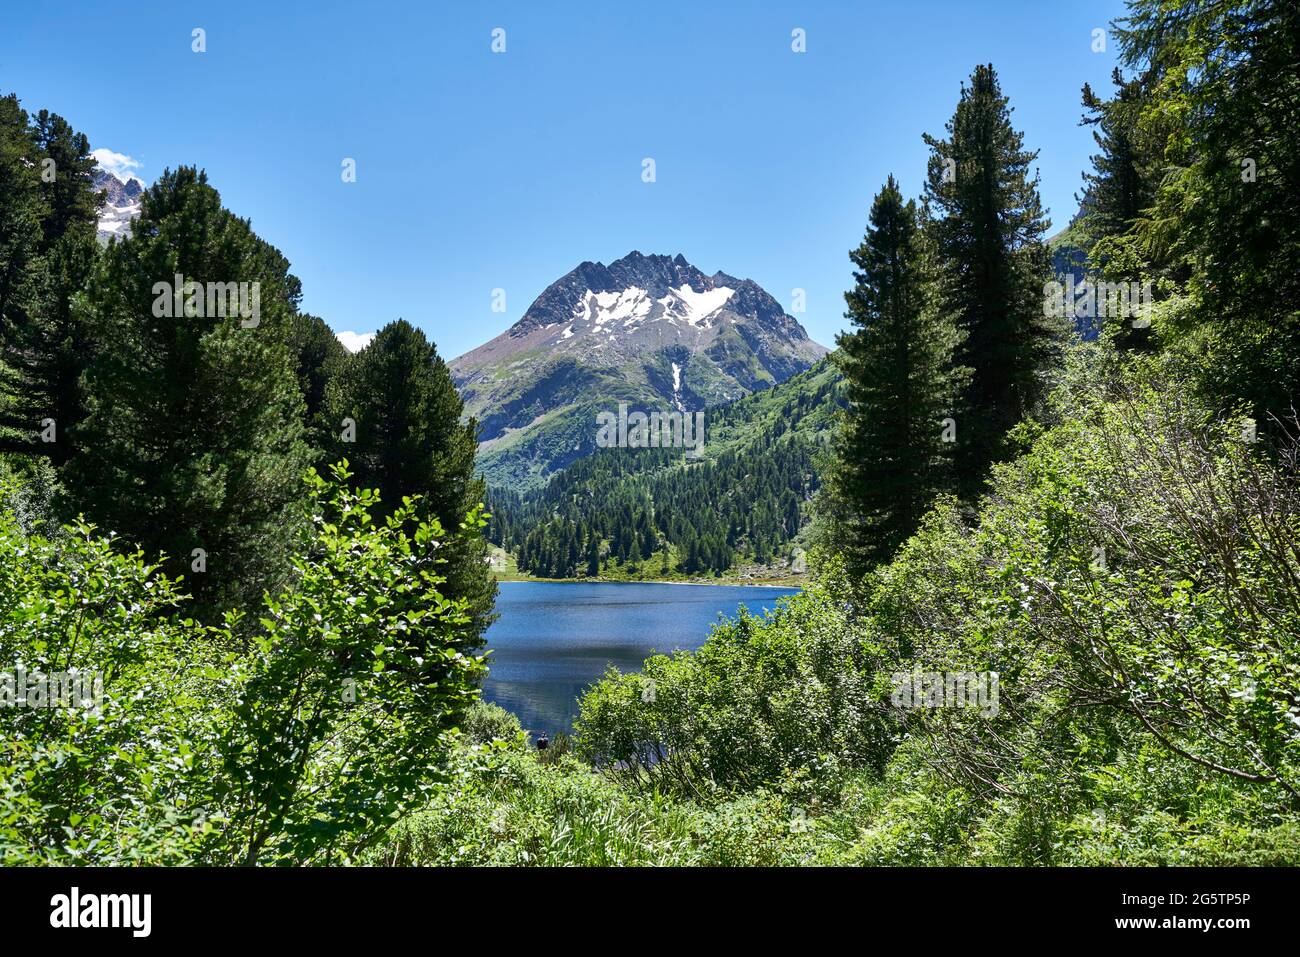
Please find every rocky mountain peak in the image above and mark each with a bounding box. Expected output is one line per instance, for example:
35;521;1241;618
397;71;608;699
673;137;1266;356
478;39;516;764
92;166;144;242
451;252;828;489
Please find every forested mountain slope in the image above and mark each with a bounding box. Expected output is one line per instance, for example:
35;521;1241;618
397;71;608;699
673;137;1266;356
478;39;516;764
487;357;842;579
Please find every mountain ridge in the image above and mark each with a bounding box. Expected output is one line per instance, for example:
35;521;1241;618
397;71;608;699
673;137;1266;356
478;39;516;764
92;167;143;242
452;251;827;490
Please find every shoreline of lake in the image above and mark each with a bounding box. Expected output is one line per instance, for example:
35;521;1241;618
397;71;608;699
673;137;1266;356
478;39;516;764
492;575;807;588
481;580;801;734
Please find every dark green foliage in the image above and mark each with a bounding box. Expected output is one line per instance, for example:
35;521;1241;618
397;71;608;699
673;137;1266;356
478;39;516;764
0;93;101;463
828;176;967;573
329;319;496;643
64;166;312;612
1074;68;1172;351
287;311;349;462
492;360;842;579
31;110;100;245
923;64;1061;496
1078;69;1154;242
1116;0;1300;425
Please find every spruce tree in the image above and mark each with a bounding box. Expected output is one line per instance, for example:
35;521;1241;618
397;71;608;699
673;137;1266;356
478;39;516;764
0;94;47;457
331;319;496;646
1116;0;1300;424
66;167;312;612
830;176;967;574
923;64;1060;497
1079;69;1154;241
1075;68;1170;352
586;532;601;577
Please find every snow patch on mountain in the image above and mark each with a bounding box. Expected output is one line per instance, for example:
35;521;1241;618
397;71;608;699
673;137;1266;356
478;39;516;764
574;287;653;331
92;165;144;242
660;283;735;328
569;282;734;334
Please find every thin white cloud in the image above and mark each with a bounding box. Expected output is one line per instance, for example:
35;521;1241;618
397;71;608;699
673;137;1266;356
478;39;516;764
91;148;143;182
336;331;374;353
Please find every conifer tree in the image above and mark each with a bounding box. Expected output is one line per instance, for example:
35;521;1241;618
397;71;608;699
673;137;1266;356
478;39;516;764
286;311;348;462
0;94;47;457
0;96;101;463
1074;68;1172;351
66;167;312;612
331;319;496;645
1116;0;1300;423
923;64;1060;497
829;176;967;574
1079;69;1154;241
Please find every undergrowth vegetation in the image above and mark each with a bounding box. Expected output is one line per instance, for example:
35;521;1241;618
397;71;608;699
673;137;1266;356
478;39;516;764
373;350;1300;866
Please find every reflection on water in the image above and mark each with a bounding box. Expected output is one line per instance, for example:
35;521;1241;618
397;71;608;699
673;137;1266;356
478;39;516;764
481;581;800;735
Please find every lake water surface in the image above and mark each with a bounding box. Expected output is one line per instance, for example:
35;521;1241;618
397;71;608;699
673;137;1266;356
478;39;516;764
482;581;800;734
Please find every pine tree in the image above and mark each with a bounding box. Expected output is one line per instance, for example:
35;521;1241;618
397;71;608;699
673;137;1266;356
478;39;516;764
923;64;1060;497
332;319;496;645
586;532;601;577
1075;68;1170;352
830;176;967;573
0;96;101;464
65;167;312;612
286;311;348;462
0;94;47;457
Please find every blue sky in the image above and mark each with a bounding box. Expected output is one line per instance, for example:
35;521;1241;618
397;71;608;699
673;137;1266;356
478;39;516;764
2;0;1127;358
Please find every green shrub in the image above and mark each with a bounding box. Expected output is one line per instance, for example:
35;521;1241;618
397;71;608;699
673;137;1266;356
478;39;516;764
575;567;896;799
0;463;490;865
206;463;489;865
460;700;524;747
0;492;218;864
858;351;1300;863
365;743;699;866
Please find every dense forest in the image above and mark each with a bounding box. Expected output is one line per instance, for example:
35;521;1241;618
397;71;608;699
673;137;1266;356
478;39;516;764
0;100;496;861
2;0;1298;868
488;359;841;578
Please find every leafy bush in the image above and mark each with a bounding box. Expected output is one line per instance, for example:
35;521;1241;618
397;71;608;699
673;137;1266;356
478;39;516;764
366;732;851;867
0;463;489;865
0;495;217;864
364;739;699;866
206;463;489;864
460;700;524;747
512;350;1300;867
575;568;895;799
